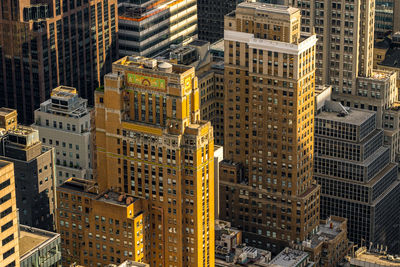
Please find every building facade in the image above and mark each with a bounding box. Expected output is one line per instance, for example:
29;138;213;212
56;178;146;266
0;108;56;231
197;0;243;44
219;3;320;253
118;0;197;57
0;160;20;267
19;225;61;267
58;55;215;267
155;39;225;146
291;0;375;92
33;86;94;185
314;101;400;252
0;0;118;123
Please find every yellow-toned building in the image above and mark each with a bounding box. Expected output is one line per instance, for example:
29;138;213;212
57;178;147;266
0;108;17;131
0;160;20;267
93;56;215;267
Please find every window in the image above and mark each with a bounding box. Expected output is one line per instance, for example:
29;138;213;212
0;207;12;218
2;234;13;246
3;247;15;259
0;179;10;190
0;193;11;205
1;221;13;232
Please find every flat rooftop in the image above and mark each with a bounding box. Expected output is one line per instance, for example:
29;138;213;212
0;107;16;117
58;177;98;196
189;39;209;47
351;248;400;266
269;247;309;267
114;56;192;75
210;39;224;52
371;70;393;80
305;217;345;248
117;260;150;267
19;225;59;259
51;86;78;99
0;160;12;168
59;178;139;207
238;2;299;16
316;108;374;126
97;191;139;207
8;126;37;136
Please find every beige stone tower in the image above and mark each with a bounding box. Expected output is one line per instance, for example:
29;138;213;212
219;2;320;252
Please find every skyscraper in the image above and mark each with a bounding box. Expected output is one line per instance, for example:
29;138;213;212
314;101;400;252
197;0;243;43
0;108;56;231
118;0;197;57
219;3;320;252
0;160;20;267
293;0;375;91
33;86;95;185
58;55;215;267
291;1;400;163
0;0;118;123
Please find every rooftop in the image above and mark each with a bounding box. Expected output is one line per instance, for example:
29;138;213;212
97;191;139;207
8;125;38;137
316;102;375;126
189;39;209;47
210;39;224;52
51;86;78;100
350;247;400;266
114;56;192;75
19;225;60;260
303;217;346;248
379;47;400;68
370;70;393;80
269;247;309;267
0;159;12;168
238;2;299;16
0;107;16;117
59;178;139;207
114;260;150;267
58;177;99;196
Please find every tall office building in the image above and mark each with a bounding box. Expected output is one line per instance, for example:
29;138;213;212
290;0;400;164
219;3;320;252
314;101;400;252
33;86;95;185
118;0;197;57
375;0;400;38
197;0;243;43
0;160;20;267
0;108;56;231
0;0;118;123
57;55;215;267
291;0;375;91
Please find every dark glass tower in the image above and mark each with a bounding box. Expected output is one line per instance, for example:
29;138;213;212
315;101;400;253
197;0;243;43
0;0;118;124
